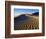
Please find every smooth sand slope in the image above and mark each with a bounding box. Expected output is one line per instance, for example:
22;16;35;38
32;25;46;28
14;14;39;30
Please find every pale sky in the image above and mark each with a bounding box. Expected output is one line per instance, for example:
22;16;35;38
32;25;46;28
14;8;39;17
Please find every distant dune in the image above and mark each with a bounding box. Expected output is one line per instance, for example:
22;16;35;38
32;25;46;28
14;12;39;30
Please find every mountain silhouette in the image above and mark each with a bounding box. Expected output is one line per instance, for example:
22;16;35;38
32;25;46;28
32;12;39;16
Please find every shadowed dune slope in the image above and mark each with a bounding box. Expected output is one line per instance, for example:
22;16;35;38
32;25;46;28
14;14;39;30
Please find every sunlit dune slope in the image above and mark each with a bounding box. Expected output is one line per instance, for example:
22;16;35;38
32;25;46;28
14;14;39;30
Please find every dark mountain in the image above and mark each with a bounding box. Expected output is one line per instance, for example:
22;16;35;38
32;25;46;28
32;12;39;16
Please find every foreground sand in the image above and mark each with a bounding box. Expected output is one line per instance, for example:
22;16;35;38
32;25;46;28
14;15;39;30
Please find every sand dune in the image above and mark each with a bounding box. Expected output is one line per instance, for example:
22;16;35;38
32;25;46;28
14;14;39;30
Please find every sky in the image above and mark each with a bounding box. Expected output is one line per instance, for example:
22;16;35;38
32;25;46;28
14;8;39;17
